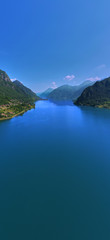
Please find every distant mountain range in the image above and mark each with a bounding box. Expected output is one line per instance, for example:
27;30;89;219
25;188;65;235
75;77;110;108
37;88;53;99
1;68;110;119
48;81;94;101
0;69;40;119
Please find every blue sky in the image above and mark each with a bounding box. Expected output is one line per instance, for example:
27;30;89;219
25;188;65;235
0;0;110;92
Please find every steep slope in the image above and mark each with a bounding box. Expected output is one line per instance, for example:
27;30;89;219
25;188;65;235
0;70;40;105
48;81;93;101
37;88;53;99
13;80;40;102
0;70;40;119
0;70;18;104
75;77;110;108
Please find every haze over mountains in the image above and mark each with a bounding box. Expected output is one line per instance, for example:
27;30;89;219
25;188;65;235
38;77;110;109
1;68;110;113
37;88;53;99
48;81;94;101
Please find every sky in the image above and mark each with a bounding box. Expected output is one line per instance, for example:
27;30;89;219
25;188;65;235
0;0;110;92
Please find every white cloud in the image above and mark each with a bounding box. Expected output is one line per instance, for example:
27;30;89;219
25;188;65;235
96;64;106;70
51;81;57;89
11;78;17;82
86;76;101;82
64;74;75;81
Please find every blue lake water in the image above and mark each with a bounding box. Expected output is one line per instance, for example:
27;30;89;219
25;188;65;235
0;100;110;240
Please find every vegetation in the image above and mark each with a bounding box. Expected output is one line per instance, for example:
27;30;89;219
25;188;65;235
48;81;94;101
37;88;53;99
75;77;110;108
0;70;40;120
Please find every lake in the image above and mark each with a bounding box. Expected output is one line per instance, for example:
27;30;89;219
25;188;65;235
0;100;110;240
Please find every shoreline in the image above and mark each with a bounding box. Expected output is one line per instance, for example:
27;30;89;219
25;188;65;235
74;103;110;109
0;99;44;121
0;109;27;121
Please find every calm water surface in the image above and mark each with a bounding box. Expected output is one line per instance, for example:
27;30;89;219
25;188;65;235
0;100;110;240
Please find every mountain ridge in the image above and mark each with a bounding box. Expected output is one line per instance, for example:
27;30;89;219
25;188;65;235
75;77;110;108
48;81;94;101
0;70;40;119
37;88;53;99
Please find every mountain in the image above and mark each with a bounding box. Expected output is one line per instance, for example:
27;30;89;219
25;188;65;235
37;88;53;99
13;80;40;102
0;70;40;105
0;70;40;119
48;81;93;101
75;77;110;108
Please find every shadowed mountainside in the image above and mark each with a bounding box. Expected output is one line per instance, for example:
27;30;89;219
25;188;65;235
75;77;110;108
0;70;40;105
48;81;94;101
0;70;40;119
37;88;53;99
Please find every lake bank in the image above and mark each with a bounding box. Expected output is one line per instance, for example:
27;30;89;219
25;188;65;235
0;102;36;121
0;100;110;239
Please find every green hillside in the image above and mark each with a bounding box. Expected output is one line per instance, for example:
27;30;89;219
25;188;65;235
48;81;93;101
0;70;40;119
37;88;53;99
75;77;110;108
0;70;39;105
